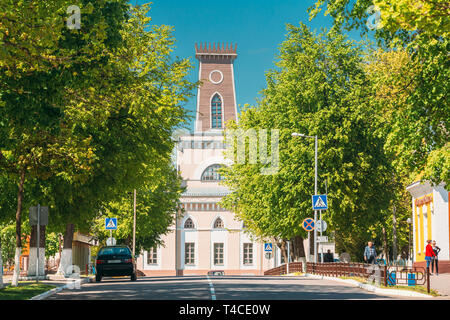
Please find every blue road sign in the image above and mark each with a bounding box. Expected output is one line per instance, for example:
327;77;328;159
312;194;328;210
302;218;315;231
264;243;273;252
105;218;117;230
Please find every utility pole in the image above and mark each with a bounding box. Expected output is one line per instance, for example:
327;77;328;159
36;204;40;283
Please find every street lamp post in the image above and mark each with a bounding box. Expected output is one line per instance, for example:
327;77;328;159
407;217;412;267
292;132;319;263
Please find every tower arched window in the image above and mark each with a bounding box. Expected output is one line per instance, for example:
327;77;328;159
184;218;195;229
213;217;224;229
211;94;222;129
201;164;224;181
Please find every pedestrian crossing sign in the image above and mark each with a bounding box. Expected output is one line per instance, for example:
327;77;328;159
264;243;273;252
105;218;118;230
312;194;328;210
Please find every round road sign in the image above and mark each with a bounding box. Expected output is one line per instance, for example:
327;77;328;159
316;220;327;232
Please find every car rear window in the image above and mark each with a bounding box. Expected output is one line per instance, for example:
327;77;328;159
98;247;131;257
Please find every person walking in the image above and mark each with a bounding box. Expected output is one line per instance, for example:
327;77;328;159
364;241;377;264
431;240;441;276
425;240;436;271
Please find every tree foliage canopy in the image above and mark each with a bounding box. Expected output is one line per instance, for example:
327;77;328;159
221;24;395;260
0;1;195;266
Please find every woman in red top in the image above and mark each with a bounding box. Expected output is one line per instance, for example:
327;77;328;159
425;240;436;269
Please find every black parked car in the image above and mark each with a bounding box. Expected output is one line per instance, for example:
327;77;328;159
95;245;137;282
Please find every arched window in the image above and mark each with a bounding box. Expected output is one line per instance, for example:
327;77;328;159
213;217;224;229
211;94;222;129
201;164;224;181
184;218;195;229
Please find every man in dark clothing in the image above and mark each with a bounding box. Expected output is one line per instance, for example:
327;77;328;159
432;240;441;275
324;250;334;262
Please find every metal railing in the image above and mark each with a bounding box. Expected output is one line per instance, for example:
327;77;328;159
306;262;371;279
306;262;431;293
264;262;303;276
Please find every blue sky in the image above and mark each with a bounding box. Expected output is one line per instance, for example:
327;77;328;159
134;0;362;129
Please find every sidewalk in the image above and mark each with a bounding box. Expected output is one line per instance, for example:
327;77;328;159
298;271;450;299
1;274;93;298
429;273;450;297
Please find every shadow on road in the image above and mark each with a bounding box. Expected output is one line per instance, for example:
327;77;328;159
46;275;410;300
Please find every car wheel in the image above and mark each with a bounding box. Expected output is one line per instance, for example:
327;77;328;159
96;274;102;282
131;273;137;281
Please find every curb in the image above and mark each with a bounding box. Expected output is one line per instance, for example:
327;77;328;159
29;277;94;300
18;276;50;281
304;273;434;298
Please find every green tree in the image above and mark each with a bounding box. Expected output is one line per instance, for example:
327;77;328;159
19;3;195;274
92;161;184;254
309;0;450;187
309;0;449;261
221;24;393;261
0;0;132;286
374;0;450;36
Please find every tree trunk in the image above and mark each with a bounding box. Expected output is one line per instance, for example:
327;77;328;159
57;223;74;276
392;205;397;262
382;227;388;264
57;233;62;270
28;225;46;277
279;240;287;264
0;239;3;289
11;170;25;287
124;234;132;248
290;235;305;261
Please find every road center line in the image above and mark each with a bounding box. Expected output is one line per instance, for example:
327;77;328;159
206;275;217;300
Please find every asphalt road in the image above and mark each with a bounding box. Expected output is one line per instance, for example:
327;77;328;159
45;275;424;300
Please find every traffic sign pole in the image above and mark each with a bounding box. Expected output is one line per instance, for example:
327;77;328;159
314;135;318;264
105;218;118;246
308;231;310;262
320;210;323;263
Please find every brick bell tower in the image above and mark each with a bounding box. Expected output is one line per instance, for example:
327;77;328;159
194;43;238;132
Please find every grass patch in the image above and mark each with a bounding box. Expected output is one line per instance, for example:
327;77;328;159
340;276;369;283
338;276;439;296
0;282;57;300
378;284;439;297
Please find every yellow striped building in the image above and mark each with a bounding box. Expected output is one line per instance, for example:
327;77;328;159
406;181;449;272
